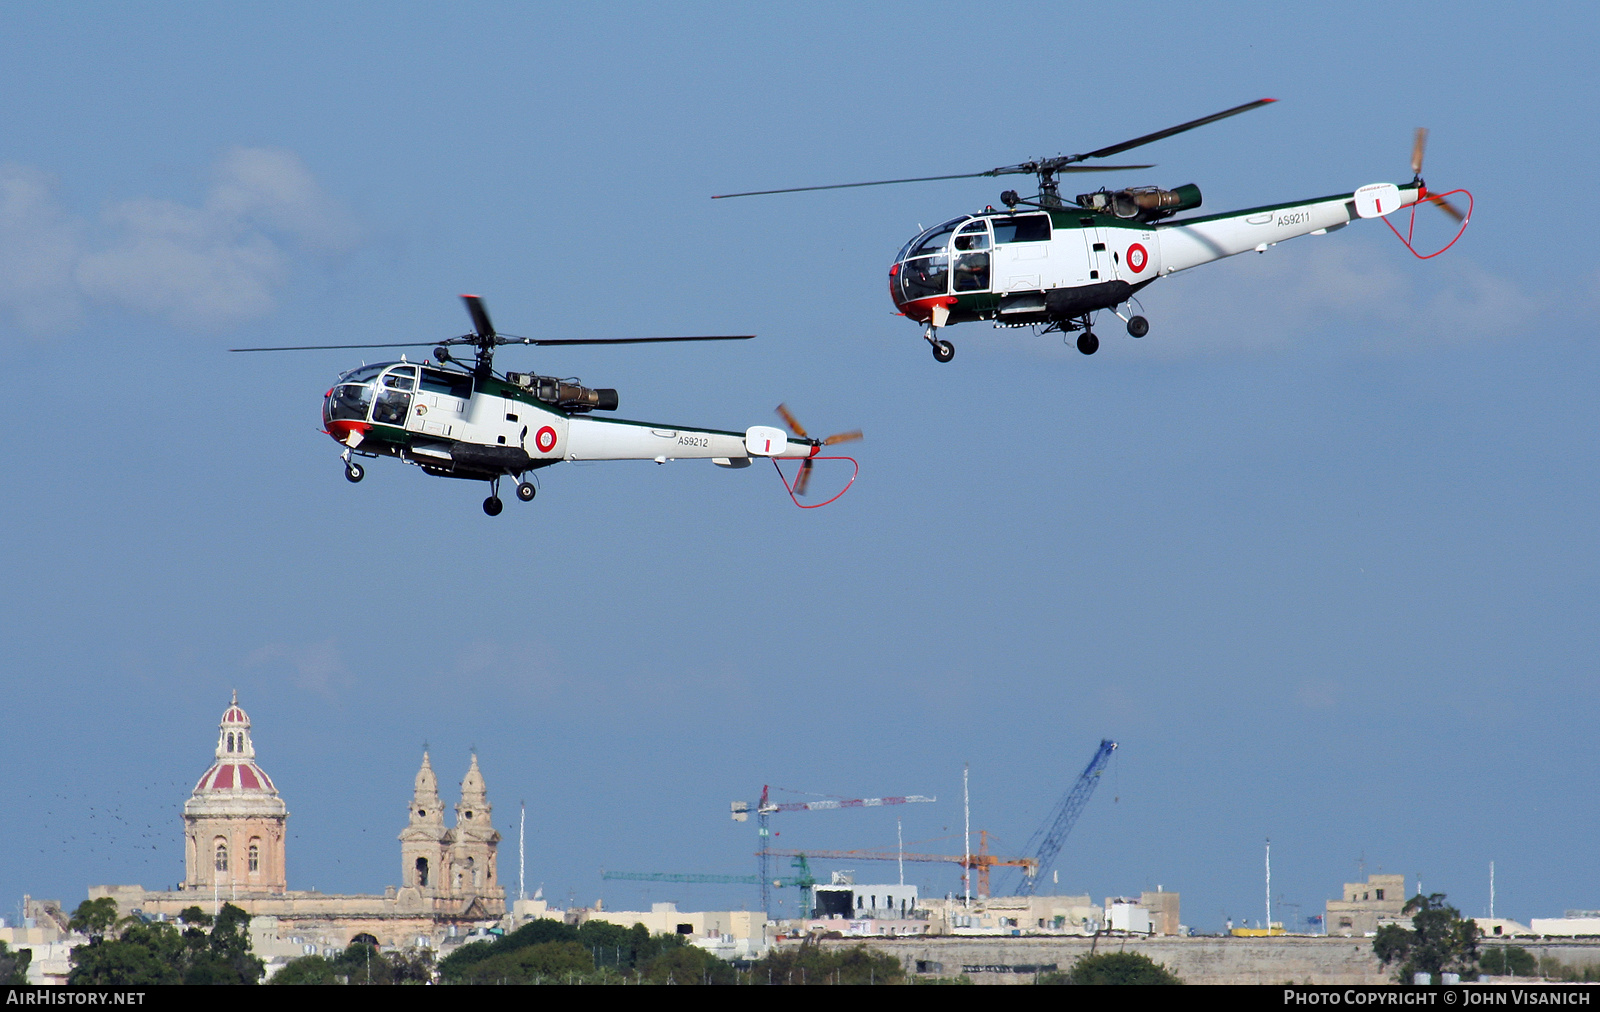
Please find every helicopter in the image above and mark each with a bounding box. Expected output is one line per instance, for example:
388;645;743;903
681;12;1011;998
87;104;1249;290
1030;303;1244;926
715;100;1471;362
232;296;862;515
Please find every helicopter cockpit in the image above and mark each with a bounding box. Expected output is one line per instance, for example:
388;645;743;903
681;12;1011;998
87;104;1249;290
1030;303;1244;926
324;362;474;428
891;212;1055;307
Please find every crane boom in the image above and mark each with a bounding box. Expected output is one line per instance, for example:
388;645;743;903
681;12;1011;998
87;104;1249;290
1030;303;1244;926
601;871;759;885
1010;738;1118;896
762;829;1034;898
739;784;936;917
758;793;936;814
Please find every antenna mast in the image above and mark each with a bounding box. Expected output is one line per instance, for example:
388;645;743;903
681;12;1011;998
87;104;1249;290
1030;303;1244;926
519;801;526;903
963;764;971;908
1266;838;1272;931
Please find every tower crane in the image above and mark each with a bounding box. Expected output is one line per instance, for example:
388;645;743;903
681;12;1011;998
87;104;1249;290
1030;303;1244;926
763;830;1036;899
1004;738;1118;896
732;785;935;917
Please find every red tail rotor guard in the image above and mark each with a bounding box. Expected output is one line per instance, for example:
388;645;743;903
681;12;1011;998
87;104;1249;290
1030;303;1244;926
772;456;859;509
1386;188;1473;259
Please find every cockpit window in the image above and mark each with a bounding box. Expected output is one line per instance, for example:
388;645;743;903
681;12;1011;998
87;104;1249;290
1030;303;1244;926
382;367;417;391
909;218;964;257
954;219;990;251
327;383;373;422
992;214;1051;244
419;369;472;400
339;364;386;384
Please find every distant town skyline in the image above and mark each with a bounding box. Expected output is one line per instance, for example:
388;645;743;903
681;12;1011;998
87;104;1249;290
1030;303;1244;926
2;0;1594;932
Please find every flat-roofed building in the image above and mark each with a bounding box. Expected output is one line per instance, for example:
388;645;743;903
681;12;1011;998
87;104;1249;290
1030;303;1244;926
1326;874;1406;936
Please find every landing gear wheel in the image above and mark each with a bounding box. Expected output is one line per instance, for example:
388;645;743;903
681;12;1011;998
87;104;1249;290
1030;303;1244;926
932;339;955;363
344;462;364;483
515;482;536;502
482;496;503;516
1076;332;1100;355
1126;315;1149;338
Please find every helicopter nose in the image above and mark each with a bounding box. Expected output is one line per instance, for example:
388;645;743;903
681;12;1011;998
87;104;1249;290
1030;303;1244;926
325;419;370;447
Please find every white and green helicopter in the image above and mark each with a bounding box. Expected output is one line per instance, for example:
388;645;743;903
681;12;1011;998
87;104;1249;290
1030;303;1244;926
716;100;1470;361
233;296;861;515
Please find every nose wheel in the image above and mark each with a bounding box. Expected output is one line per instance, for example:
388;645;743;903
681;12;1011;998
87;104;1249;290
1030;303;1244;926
924;324;956;363
515;481;536;502
344;461;364;483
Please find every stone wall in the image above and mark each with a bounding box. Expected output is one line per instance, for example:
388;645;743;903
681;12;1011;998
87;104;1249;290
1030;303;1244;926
814;935;1600;985
813;935;1388;985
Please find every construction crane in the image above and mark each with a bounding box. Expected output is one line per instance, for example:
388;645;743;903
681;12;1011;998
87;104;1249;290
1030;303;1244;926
763;830;1036;899
599;867;818;916
600;871;759;885
732;785;935;917
1005;738;1118;896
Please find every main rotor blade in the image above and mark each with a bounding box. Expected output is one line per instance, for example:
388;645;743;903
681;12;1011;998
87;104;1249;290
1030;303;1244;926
230;342;437;352
714;172;995;199
1074;98;1276;162
712;165;1153;199
462;294;495;339
505;335;755;346
987;163;1155;177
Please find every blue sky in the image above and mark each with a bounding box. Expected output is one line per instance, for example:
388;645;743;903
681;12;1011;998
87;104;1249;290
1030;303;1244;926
1;1;1594;931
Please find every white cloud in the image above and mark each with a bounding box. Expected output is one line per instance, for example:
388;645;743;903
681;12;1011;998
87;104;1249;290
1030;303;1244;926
970;233;1546;362
0;148;358;335
1134;238;1541;360
0;164;86;333
246;638;354;700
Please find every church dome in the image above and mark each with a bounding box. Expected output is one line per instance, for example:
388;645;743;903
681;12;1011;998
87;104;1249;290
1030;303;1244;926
186;692;286;818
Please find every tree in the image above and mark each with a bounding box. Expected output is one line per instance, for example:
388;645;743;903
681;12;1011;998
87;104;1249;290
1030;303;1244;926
1480;945;1537;977
68;897;120;942
1373;893;1479;983
749;940;904;985
0;940;32;984
68;898;264;985
269;955;336;985
1039;951;1183;985
639;943;736;985
269;944;435;985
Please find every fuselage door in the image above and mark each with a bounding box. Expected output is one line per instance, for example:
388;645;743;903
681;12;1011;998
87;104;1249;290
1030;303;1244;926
374;366;416;428
416;368;473;438
951;219;992;293
991;213;1052;293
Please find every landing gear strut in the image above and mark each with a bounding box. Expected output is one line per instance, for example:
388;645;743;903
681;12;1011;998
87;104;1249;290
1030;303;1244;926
340;448;364;482
924;324;955;363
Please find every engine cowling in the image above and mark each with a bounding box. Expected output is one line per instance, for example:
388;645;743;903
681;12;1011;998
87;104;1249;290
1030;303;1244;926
504;372;619;412
1075;184;1201;222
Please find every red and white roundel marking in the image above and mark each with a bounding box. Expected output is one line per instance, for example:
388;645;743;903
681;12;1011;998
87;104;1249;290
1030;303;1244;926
1126;243;1149;274
534;425;557;453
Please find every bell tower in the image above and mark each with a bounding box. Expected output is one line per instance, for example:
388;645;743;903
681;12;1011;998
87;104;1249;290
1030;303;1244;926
398;751;453;895
183;692;288;894
450;753;504;913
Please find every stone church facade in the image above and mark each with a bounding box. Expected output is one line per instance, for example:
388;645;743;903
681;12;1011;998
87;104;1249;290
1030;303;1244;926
93;695;505;951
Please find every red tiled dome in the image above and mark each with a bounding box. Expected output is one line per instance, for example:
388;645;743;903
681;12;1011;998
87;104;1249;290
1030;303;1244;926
194;761;277;793
221;705;249;725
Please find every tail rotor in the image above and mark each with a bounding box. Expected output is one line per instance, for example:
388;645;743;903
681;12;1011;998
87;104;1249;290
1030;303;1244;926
775;404;862;496
1411;127;1467;222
